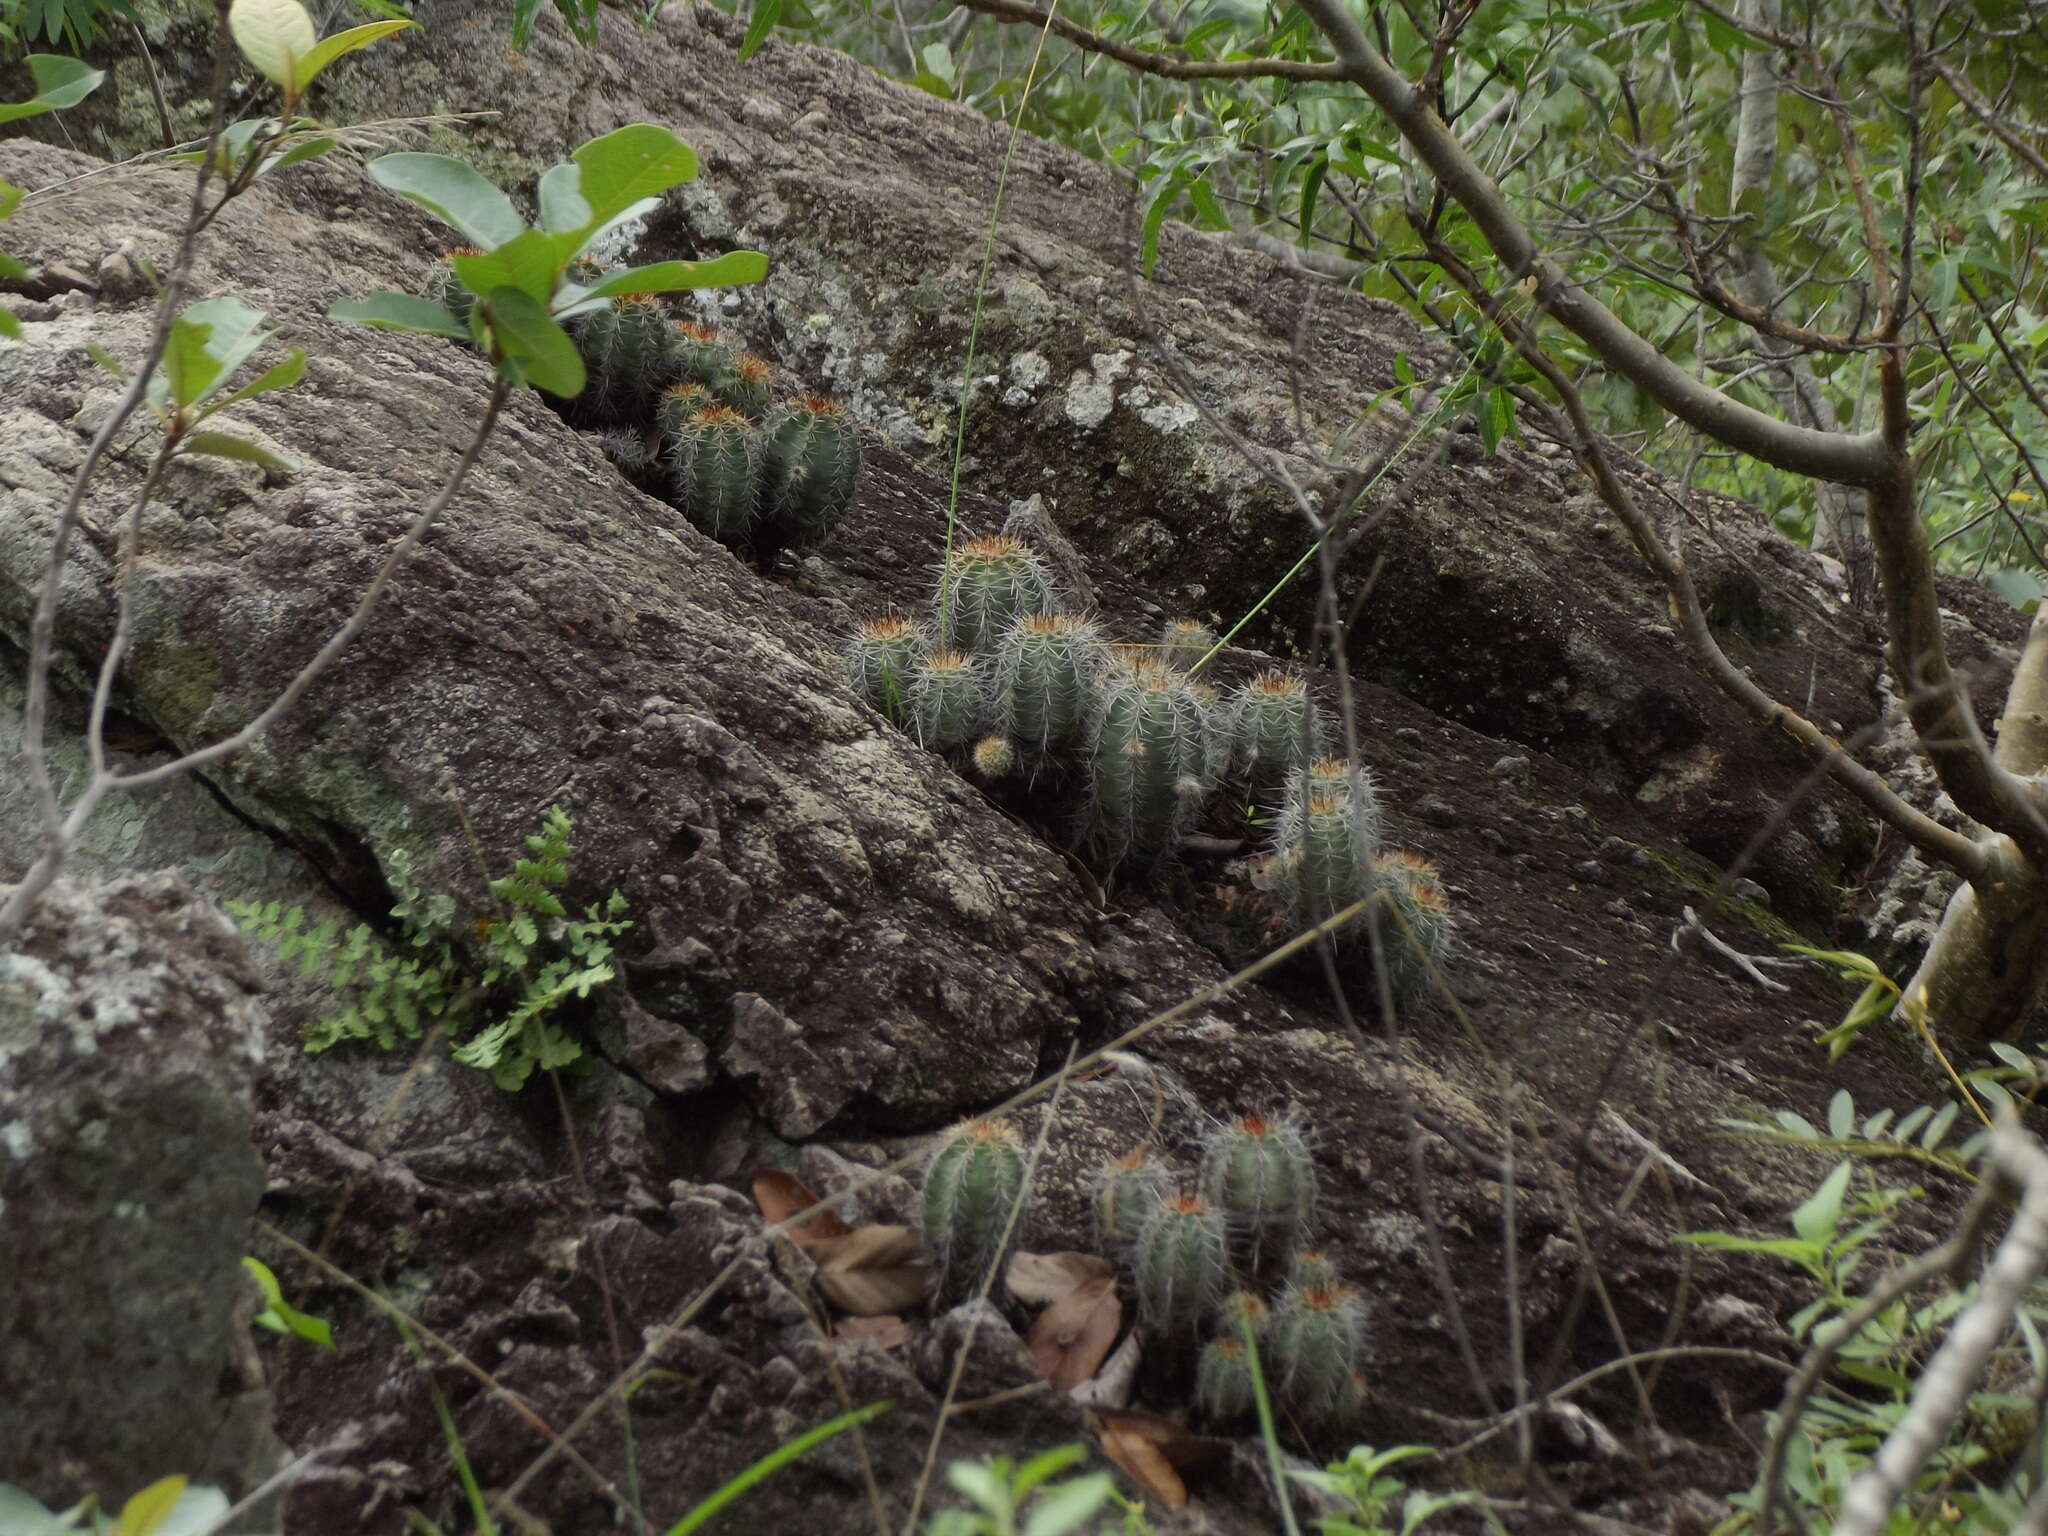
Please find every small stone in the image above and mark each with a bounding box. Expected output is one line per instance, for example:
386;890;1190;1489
1731;878;1772;909
1571;858;1606;884
1416;795;1459;828
1488;754;1531;782
1393;727;1425;747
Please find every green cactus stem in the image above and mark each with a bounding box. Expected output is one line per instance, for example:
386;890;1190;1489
1230;670;1326;789
909;649;985;751
846;615;927;727
1159;618;1219;673
1201;1111;1317;1262
935;535;1058;654
1273;758;1383;933
1197;1336;1257;1423
919;1118;1029;1299
1266;1282;1370;1418
1133;1193;1231;1337
1287;1248;1341;1292
1092;1147;1170;1256
667;403;762;546
995;612;1103;749
572;294;675;424
1370;850;1454;1004
971;736;1017;780
670;321;735;386
656;380;713;438
712;352;777;420
759;396;863;549
1088;659;1213;859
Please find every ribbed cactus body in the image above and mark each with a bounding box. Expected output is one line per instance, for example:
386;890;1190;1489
1230;671;1326;787
1267;1283;1370;1417
1274;759;1382;932
972;736;1017;780
996;613;1102;749
1088;661;1212;858
759;397;863;548
919;1119;1028;1298
909;650;985;750
936;536;1058;654
712;352;776;420
1197;1336;1257;1423
1370;850;1453;1003
846;615;927;727
1093;1148;1170;1256
1287;1248;1340;1292
1202;1112;1317;1261
668;404;762;545
656;381;713;438
572;295;674;423
669;322;734;386
1133;1194;1230;1336
422;248;482;340
1159;618;1218;673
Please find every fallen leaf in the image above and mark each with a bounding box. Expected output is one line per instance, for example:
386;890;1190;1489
1070;1327;1140;1410
751;1167;852;1247
1028;1274;1121;1392
835;1315;913;1348
1006;1250;1116;1307
1098;1410;1230;1475
1100;1415;1188;1509
809;1225;928;1316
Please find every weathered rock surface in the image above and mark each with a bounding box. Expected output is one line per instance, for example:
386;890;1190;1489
0;872;282;1506
0;4;2026;1531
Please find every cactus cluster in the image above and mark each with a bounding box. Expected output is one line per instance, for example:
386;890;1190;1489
1089;1109;1370;1435
918;1118;1029;1301
419;253;864;565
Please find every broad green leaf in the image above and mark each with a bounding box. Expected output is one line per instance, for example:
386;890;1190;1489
452;229;574;306
367;153;525;249
116;1476;188;1536
1790;1160;1852;1245
568;124;698;230
182;430;300;472
329;291;469;337
574;251;769;301
0;54;106;124
1012;1445;1088;1502
243;1256;334;1346
1923;1100;1960;1148
1675;1232;1822;1266
160;296;270;410
1022;1475;1114;1536
0;307;18;341
213;345;307;410
0;177;22;219
262;134;339;176
0;1485;66;1535
536;160;592;233
483;286;585;398
739;0;782;61
228;0;317;90
294;18;412;89
1827;1089;1853;1139
944;1462;1007;1510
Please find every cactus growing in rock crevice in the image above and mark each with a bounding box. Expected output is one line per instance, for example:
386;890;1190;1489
1093;1147;1171;1255
1266;1282;1370;1418
920;1118;1028;1300
1230;670;1327;789
996;612;1103;750
1159;618;1219;673
1202;1111;1317;1262
711;352;777;420
666;404;762;545
909;649;986;751
758;396;863;550
971;736;1017;781
846;615;927;727
1273;758;1383;933
936;536;1059;654
1197;1335;1257;1423
571;294;675;424
1370;850;1454;1003
1133;1192;1231;1336
1088;660;1214;858
670;321;734;386
423;247;483;339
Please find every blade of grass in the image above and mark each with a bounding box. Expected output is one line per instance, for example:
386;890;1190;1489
663;1402;892;1535
394;1313;496;1536
1237;1307;1304;1536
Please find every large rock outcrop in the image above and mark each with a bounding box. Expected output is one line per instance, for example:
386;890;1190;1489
1;5;2027;1530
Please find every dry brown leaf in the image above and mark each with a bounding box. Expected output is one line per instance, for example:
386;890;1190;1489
834;1315;913;1348
1099;1410;1230;1475
1100;1416;1188;1509
1027;1274;1121;1392
1069;1327;1140;1410
1006;1250;1116;1307
750;1167;852;1247
810;1225;928;1316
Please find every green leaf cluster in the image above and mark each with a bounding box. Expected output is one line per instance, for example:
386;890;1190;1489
331;126;767;400
1288;1444;1476;1536
0;1476;228;1536
1;56;105;341
226;805;633;1091
926;1445;1115;1536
